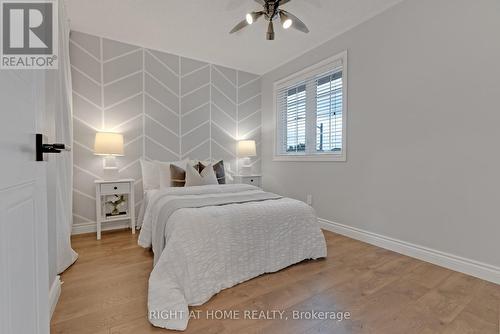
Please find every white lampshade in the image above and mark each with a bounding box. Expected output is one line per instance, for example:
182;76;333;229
94;132;124;156
238;140;256;157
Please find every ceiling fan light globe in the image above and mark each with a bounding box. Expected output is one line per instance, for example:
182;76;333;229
246;13;254;25
283;19;293;29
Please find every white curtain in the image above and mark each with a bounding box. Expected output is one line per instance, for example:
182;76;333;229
56;1;78;273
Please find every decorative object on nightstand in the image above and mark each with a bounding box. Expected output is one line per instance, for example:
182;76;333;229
105;195;127;216
94;132;124;180
95;179;135;240
237;140;256;175
235;175;262;188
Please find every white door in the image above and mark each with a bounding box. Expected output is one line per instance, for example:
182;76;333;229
0;70;50;334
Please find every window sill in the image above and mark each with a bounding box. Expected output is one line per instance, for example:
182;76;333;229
273;154;346;162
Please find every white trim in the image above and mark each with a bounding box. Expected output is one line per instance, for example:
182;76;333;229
145;135;181;158
212;83;237;105
103;70;143;87
103;48;142;64
273;51;347;162
212;101;237;122
145;114;179;137
69;39;100;63
238;125;262;140
181;138;210;159
211;121;237;140
237;76;260;89
237;93;262;106
109;114;143;132
181;101;210;118
145;49;179;78
103;92;143;111
273;153;345;162
238;109;261;123
143;48;147;161
181;120;210;137
71;65;101;86
212;139;237;157
181;82;210;99
72;91;102;110
145;71;179;98
144;92;178;117
209;64;212;159
100;37;105;128
74;189;95;201
73;115;99;131
49;276;61;318
318;218;500;284
236;71;239;173
180;64;210;79
118;158;141;173
72;220;131;235
212;66;236;87
179;56;182;157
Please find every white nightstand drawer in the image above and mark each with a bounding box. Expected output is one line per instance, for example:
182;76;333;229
235;175;262;188
245;177;260;186
100;182;130;195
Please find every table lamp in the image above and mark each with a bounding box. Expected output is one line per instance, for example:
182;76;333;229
94;132;124;180
237;140;256;175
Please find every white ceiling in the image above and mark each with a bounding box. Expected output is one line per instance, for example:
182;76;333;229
66;0;403;74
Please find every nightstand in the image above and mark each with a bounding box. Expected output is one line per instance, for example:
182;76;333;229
234;175;262;188
95;179;135;240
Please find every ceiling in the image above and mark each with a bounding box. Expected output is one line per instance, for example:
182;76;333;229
66;0;403;75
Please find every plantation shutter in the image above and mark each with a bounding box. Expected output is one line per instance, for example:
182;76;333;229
276;83;307;153
316;70;343;152
275;52;345;160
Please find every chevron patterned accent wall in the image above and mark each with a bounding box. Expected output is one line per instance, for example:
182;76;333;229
70;31;262;232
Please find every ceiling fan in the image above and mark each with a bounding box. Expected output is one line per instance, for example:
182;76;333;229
230;0;309;40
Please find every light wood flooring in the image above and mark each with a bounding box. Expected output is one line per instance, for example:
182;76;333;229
51;230;499;334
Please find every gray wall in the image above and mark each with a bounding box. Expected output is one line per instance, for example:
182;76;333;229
70;31;261;230
261;0;500;267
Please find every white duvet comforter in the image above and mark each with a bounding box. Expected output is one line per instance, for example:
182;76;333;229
138;184;327;330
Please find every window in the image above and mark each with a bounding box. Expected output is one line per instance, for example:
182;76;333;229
274;52;347;161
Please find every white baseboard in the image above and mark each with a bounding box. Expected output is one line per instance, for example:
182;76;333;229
72;221;131;235
318;218;500;284
49;276;61;318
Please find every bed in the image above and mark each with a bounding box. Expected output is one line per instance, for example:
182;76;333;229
138;182;327;331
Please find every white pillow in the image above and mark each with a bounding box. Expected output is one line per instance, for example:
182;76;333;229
185;163;218;187
194;159;234;184
157;159;188;188
140;159;160;191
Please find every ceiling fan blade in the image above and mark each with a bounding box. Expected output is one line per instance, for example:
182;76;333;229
280;10;309;33
229;19;249;34
278;0;292;5
254;0;266;5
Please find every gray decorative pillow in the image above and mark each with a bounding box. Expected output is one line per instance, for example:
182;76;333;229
198;160;226;184
169;164;186;187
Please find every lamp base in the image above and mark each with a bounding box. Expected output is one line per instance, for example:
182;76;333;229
103;168;119;181
239;165;252;176
239;157;252;176
103;156;119;180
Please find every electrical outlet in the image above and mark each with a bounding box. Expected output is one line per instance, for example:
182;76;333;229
306;194;313;206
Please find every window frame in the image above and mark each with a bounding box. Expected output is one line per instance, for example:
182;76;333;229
273;51;347;162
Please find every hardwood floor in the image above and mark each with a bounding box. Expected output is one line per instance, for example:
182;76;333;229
51;230;499;334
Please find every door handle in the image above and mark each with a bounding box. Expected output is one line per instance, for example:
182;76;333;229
36;133;71;161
